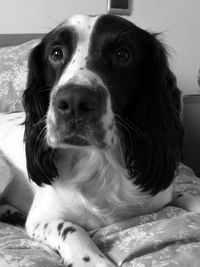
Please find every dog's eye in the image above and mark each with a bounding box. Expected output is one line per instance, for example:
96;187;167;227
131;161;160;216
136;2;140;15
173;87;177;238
115;46;131;63
50;47;64;63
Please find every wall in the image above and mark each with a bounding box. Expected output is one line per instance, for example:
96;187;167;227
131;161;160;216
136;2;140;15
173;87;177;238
0;0;199;94
183;96;200;176
0;0;107;33
131;0;200;95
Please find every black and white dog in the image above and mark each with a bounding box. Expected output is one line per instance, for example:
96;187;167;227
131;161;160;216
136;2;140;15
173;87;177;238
0;14;198;267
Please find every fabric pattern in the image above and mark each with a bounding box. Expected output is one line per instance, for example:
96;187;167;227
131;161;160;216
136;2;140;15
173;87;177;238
0;39;39;112
0;164;200;266
93;164;200;266
0;223;63;267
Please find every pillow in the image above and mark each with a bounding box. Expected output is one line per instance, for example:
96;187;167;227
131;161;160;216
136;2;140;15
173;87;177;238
0;39;40;112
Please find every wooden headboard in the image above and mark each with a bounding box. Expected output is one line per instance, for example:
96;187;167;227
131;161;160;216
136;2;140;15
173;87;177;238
0;34;44;47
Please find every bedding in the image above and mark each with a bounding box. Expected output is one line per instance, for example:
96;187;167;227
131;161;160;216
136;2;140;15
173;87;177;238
0;164;200;267
0;39;39;112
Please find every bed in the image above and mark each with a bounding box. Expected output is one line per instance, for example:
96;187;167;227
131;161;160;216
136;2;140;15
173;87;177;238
0;35;200;267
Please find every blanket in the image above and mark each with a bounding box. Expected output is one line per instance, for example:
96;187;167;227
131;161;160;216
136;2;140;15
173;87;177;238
0;164;200;267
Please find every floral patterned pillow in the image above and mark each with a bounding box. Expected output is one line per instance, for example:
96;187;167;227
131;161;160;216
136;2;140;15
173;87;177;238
0;39;40;112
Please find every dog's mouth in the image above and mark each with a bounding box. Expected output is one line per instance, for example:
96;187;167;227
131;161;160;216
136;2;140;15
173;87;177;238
46;122;109;149
46;130;90;148
63;134;90;147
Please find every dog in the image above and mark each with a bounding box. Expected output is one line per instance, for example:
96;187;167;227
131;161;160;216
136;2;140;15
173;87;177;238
0;14;198;267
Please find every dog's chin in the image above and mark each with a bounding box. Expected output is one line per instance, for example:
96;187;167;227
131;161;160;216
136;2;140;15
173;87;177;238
47;133;108;150
47;134;89;148
63;135;91;147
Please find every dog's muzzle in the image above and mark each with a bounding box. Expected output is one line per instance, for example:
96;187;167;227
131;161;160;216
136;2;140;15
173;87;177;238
47;82;114;149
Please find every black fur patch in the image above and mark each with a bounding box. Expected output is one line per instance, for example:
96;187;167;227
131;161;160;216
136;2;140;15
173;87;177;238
57;222;64;234
44;223;48;229
62;226;76;240
35;223;40;229
83;256;90;262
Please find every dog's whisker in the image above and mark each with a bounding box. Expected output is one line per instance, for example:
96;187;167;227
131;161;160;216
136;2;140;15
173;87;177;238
85;125;101;145
114;120;134;156
114;114;141;133
30;86;53;96
114;114;143;139
33;115;47;129
36;125;47;144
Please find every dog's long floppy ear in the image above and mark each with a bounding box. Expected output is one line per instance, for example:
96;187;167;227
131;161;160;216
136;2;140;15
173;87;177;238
121;31;184;195
23;41;58;186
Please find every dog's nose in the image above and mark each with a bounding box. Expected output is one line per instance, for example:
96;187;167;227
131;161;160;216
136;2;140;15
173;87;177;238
54;85;99;121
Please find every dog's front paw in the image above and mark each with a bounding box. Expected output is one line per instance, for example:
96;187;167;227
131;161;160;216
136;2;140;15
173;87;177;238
57;223;116;267
64;252;115;267
62;238;116;267
61;230;116;266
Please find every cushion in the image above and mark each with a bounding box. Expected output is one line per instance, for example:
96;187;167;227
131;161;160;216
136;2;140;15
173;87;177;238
0;39;40;112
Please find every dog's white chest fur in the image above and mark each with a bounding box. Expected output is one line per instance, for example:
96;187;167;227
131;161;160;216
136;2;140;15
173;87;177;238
28;148;173;231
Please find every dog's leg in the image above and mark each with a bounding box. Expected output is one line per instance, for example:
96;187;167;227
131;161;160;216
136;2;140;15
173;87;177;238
26;219;116;267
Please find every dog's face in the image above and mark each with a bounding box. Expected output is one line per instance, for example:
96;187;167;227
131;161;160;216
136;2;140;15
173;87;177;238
24;14;183;193
46;15;115;150
32;15;151;150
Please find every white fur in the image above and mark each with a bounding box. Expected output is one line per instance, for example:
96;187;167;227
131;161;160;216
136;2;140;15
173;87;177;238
101;98;115;147
47;14;115;149
56;15;99;88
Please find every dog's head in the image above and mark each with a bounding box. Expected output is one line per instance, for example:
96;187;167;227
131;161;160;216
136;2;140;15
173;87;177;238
23;14;184;194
